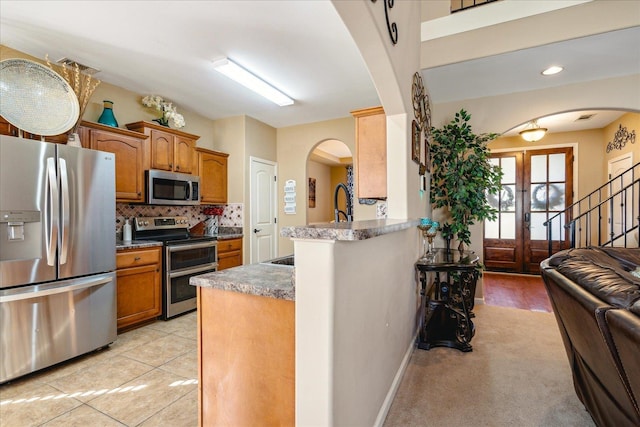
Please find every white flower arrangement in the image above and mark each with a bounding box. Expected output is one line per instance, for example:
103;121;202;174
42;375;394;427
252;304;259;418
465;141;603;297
141;95;186;128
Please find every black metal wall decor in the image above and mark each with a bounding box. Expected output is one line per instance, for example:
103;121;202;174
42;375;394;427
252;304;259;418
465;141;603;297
412;72;432;173
371;0;398;45
606;124;636;152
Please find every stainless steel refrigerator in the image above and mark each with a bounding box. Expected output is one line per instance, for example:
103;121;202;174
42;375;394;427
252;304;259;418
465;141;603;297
0;135;117;384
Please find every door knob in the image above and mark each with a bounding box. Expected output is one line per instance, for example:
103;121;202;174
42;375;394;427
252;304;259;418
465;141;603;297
253;228;262;233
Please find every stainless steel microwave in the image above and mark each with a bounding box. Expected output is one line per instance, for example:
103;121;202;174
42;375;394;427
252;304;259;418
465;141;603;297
146;170;200;205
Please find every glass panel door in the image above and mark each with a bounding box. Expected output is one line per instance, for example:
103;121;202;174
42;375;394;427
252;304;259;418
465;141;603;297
523;148;573;273
484;147;573;274
483;152;523;271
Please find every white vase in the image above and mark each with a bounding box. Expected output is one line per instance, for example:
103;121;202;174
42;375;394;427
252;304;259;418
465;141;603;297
67;132;81;147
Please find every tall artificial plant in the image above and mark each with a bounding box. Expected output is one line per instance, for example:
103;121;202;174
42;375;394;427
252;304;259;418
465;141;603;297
430;109;503;249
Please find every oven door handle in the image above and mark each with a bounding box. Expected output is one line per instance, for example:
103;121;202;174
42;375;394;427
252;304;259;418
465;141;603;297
167;241;217;252
169;263;218;278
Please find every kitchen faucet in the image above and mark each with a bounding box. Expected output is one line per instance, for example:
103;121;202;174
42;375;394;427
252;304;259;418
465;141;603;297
334;182;353;222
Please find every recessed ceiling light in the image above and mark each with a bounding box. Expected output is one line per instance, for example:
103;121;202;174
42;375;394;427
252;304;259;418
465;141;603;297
541;66;564;76
212;58;294;106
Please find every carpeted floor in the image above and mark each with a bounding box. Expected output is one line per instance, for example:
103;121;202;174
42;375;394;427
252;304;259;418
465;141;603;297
383;304;595;427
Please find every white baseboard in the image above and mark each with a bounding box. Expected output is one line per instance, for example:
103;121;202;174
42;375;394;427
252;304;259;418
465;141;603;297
373;330;419;427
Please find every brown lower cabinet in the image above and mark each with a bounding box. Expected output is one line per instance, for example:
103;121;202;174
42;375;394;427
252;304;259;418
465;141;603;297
116;247;162;332
197;287;294;426
217;238;243;270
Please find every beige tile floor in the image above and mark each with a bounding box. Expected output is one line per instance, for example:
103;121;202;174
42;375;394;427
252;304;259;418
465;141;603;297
0;312;199;427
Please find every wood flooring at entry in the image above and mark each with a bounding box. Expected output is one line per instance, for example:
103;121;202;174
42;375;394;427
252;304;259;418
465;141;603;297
483;272;551;313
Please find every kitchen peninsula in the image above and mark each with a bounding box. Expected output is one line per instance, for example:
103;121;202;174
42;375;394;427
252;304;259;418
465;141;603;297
191;218;420;426
191;264;295;426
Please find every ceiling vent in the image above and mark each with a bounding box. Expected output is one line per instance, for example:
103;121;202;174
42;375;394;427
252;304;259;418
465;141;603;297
575;114;596;122
56;57;100;75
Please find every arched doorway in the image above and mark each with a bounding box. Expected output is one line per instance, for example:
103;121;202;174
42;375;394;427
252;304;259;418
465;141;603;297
306;139;353;224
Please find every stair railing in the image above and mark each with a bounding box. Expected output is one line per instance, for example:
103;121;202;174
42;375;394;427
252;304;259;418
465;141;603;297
544;162;639;257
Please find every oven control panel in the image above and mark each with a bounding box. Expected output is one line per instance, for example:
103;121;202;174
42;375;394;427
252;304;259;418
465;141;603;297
134;216;190;231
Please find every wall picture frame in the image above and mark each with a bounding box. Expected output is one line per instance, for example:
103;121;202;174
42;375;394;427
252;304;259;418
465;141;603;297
412;120;421;164
424;131;432;173
308;177;316;208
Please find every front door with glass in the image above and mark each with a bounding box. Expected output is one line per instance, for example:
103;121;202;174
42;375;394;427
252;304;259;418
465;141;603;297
484;147;573;274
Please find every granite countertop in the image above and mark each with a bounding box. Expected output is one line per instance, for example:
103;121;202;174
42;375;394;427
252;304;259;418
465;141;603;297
116;240;164;250
281;218;420;241
190;220;419;300
190;264;295;301
116;232;242;250
216;233;243;240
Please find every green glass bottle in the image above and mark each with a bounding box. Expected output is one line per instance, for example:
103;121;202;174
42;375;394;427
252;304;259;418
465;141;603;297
97;100;118;127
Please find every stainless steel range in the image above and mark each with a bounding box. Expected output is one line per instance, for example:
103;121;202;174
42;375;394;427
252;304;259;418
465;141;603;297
133;216;217;320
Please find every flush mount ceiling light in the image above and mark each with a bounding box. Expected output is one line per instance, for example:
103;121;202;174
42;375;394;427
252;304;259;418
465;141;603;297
541;65;564;76
519;119;547;142
212;58;294;106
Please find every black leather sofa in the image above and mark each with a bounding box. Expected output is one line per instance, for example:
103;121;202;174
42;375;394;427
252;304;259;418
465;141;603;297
540;247;640;427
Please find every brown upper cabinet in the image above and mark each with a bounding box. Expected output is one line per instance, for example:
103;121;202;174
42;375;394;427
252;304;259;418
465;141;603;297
351;106;386;199
83;122;149;203
126;121;199;174
196;147;229;204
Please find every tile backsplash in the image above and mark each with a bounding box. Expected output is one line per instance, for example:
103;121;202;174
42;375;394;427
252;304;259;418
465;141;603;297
115;203;244;234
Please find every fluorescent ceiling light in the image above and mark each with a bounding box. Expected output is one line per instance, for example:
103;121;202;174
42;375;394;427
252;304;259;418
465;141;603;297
541;66;563;76
212;58;294;106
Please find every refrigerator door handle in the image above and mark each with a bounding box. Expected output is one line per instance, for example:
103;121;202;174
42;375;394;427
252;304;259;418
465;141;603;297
59;158;70;265
45;157;59;266
0;275;113;303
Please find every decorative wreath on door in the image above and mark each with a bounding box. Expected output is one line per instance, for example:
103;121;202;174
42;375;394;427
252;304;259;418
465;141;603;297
487;185;515;210
531;183;563;210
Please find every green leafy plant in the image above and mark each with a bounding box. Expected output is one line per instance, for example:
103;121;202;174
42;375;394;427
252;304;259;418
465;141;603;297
430;109;502;248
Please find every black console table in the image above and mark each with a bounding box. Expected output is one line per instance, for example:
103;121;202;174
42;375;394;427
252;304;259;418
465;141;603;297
415;249;480;352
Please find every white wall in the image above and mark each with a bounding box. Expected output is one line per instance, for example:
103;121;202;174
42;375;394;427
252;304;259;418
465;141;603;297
295;227;420;426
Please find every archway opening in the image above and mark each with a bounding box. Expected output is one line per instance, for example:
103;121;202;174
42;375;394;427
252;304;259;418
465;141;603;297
306;139;353;224
484;109;639;274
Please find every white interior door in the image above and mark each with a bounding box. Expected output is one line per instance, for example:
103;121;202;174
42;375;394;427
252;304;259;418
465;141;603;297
608;153;633;246
250;157;277;263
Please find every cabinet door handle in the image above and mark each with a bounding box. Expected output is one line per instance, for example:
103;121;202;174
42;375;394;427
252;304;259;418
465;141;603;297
169;163;173;169
176;165;180;170
134;256;141;261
